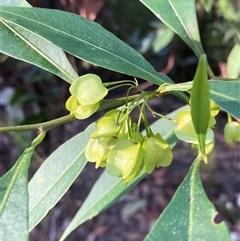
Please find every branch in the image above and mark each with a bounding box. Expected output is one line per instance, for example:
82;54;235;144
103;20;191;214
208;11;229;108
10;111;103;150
0;95;140;133
0;114;76;133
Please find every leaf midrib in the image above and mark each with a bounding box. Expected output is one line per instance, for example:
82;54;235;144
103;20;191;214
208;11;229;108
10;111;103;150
210;90;239;101
0;145;34;214
167;0;201;57
1;8;166;84
0;18;75;83
188;158;200;241
29;149;86;220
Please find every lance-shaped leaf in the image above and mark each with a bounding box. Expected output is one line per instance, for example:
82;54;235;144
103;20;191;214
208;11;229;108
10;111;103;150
0;7;188;102
0;3;78;83
144;158;231;241
0;132;45;241
0;7;168;85
209;79;240;119
59;106;188;241
139;0;205;58
28;124;95;231
191;55;210;159
59;170;146;241
1;6;169;85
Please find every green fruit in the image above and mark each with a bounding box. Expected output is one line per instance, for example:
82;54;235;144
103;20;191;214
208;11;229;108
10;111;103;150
104;109;129;130
142;134;173;174
65;95;99;119
106;140;142;180
65;95;79;112
91;109;129;139
91;116;121;138
224;121;240;144
75;102;99;119
85;138;116;168
210;101;219;117
175;110;214;144
85;138;108;168
189;99;218;121
123;158;143;183
70;74;108;105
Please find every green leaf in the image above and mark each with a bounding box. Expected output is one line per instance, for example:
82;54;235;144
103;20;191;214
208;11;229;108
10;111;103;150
0;4;78;83
0;132;45;241
227;44;240;78
0;7;189;102
2;0;31;7
139;0;205;58
59;106;187;241
209;79;240;119
28;124;95;231
144;158;231;241
59;170;145;241
0;7;170;86
191;55;210;158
